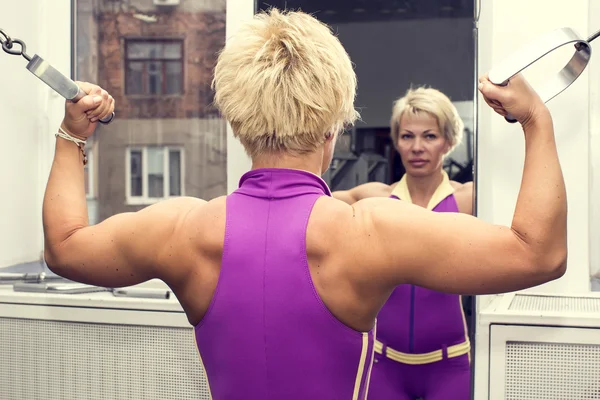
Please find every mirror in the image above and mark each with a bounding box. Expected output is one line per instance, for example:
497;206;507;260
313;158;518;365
256;0;477;398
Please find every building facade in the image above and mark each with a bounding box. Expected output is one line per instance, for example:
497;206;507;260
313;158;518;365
76;0;227;223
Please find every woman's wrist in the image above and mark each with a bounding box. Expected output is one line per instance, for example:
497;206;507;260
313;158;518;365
60;121;88;142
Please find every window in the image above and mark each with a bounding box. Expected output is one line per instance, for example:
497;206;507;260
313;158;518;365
125;40;183;96
126;147;184;205
74;0;227;222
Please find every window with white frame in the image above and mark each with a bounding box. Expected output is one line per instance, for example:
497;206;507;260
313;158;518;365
126;146;184;204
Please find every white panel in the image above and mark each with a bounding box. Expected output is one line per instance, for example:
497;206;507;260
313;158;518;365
0;317;210;400
509;294;600;313
489;325;600;400
505;342;600;399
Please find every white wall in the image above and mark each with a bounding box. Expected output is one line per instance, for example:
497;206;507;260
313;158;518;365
476;0;592;295
589;1;600;289
225;0;254;193
0;0;71;268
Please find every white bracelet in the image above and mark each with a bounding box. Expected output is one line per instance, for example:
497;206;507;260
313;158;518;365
55;127;87;165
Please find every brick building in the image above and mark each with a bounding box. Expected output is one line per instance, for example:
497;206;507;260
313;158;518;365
76;0;227;223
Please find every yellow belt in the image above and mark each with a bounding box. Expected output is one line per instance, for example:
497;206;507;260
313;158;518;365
374;339;471;365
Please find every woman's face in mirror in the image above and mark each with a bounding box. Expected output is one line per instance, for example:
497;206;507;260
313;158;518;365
396;112;450;177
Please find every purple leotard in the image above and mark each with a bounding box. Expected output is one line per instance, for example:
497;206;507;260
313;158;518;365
195;168;375;399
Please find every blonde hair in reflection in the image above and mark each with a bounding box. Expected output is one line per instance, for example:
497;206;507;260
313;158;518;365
212;8;359;158
390;87;464;154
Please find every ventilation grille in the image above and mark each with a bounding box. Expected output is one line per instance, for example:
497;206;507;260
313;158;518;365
506;341;600;399
0;317;210;400
509;294;600;313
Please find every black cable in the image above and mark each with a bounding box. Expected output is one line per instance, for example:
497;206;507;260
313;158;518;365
588;28;600;43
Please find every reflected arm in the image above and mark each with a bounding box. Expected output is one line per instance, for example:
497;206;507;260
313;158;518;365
332;182;392;204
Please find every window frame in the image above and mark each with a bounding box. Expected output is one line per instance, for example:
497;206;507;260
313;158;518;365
125;146;186;205
123;38;185;97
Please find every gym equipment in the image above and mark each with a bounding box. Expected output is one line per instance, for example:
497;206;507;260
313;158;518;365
0;28;115;124
489;27;599;123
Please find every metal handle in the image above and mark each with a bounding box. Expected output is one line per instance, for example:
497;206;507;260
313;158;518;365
488;27;592;124
26;54;115;125
1;29;115;125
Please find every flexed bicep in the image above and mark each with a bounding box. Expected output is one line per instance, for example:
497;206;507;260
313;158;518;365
44;197;205;288
349;197;564;295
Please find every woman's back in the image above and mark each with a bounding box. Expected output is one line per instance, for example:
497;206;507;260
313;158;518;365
194;169;375;399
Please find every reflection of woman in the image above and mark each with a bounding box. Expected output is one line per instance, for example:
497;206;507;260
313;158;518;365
334;87;473;399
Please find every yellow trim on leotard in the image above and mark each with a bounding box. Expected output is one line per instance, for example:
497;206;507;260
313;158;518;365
352;332;371;400
390;170;455;210
363;323;376;398
374;338;471;365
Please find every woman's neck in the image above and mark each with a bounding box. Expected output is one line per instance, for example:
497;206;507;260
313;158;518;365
251;149;325;177
405;170;444;208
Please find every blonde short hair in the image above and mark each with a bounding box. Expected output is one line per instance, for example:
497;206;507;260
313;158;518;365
390;87;464;154
212;8;359;158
